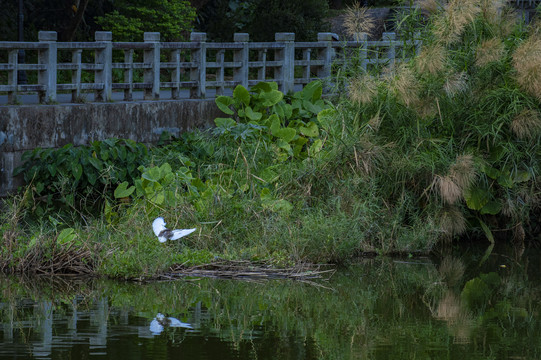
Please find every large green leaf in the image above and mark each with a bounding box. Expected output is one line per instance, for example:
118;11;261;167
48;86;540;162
233;85;251;106
142;166;161;182
261;90;284;107
274;128;297;142
480;200;502;215
252;82;274;93
245;106;263;121
308;139;323;157
88;157;103;171
299;121;319;137
497;173;513;188
481;165;500;179
215;117;237;129
478;218;495;244
317;108;336;130
71;163;83;181
57;228;77;245
302;99;322;115
215;96;235;115
464;186;489;210
269;114;281;134
301;80;323;102
514;170;531;183
114;181;135;198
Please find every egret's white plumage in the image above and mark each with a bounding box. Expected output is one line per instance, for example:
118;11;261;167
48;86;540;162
152;217;196;243
150;313;193;335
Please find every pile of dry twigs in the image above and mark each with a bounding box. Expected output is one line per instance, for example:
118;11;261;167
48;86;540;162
157;260;335;282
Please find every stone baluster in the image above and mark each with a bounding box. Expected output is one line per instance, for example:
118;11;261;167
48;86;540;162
95;31;112;102
234;33;249;89
190;32;207;99
38;31;57;104
71;49;82;102
144;32;161;100
275;33;295;94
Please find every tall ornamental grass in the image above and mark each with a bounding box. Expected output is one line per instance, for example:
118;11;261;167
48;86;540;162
343;0;541;244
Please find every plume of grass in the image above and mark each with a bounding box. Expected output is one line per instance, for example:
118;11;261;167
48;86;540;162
479;0;506;24
449;154;476;190
435;175;462;204
349;74;379;105
513;222;525;243
367;112;382;132
512;35;541;100
433;0;481;44
475;38;506;67
510;109;541;140
416;42;448;75
343;2;376;39
438;205;467;237
434;154;476;205
386;64;421;107
439;256;465;287
354;137;387;177
436;290;461;320
479;0;517;37
443;71;468;97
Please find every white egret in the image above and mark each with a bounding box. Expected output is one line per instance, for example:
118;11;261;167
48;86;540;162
152;217;196;243
150;313;193;335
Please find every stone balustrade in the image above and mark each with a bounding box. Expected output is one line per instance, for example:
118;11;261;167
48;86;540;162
0;31;421;105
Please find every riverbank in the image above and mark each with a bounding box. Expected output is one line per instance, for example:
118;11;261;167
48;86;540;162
2;2;541;279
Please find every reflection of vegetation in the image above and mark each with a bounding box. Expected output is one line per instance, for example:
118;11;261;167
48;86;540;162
1;253;540;358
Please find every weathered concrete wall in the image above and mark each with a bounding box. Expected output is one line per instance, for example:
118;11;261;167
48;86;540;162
0;99;222;197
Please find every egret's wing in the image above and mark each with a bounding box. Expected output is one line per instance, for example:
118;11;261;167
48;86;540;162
168;317;194;329
152;217;166;237
169;228;196;240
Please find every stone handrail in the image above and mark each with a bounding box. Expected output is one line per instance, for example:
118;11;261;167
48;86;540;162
0;31;421;104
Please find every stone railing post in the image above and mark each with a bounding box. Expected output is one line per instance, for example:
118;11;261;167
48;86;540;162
355;32;368;71
257;49;267;81
124;49;134;101
383;32;396;68
71;49;82;102
144;32;161;100
275;33;295;94
190;32;207;99
216;49;225;95
95;31;112;102
170;48;181;99
38;31;57;104
317;33;335;80
233;33;249;89
7;49;18;104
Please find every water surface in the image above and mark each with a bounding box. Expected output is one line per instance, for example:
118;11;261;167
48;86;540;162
1;244;540;359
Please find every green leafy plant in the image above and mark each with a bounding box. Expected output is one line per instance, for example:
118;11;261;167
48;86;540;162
14;138;149;216
214;81;330;159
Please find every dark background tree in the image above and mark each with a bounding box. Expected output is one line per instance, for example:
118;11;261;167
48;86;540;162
94;0;196;41
196;0;331;41
0;0;113;41
0;0;400;42
0;0;197;42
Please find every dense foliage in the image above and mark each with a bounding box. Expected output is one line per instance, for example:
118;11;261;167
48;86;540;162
95;0;197;41
0;0;196;42
196;0;331;41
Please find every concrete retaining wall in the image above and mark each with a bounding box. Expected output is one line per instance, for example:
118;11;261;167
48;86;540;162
0;99;222;196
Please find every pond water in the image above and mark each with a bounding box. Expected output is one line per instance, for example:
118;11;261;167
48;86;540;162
0;244;540;359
